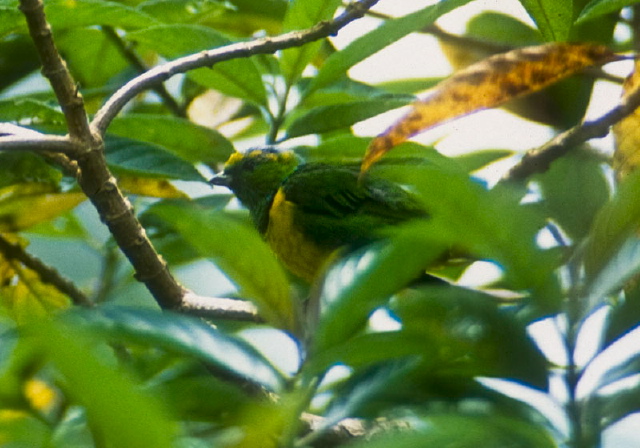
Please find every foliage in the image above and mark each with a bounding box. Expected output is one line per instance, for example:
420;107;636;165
0;0;640;447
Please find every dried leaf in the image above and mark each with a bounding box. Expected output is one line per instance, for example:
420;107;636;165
613;59;640;181
362;43;619;173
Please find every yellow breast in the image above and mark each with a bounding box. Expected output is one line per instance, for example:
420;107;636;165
265;189;333;282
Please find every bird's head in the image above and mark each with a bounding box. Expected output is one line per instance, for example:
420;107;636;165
209;147;301;211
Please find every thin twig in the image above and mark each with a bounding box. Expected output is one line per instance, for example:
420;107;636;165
0;134;76;153
501;76;640;183
180;292;262;322
91;0;381;134
101;26;186;118
0;233;93;307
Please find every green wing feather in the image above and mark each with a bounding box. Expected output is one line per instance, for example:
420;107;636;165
281;163;427;248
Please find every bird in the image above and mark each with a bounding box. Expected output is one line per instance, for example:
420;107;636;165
209;147;429;282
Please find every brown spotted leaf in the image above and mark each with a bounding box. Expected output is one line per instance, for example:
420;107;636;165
362;43;619;173
613;59;640;181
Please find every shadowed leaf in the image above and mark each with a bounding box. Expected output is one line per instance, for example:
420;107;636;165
362;43;619;173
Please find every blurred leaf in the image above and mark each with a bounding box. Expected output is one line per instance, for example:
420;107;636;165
308;0;473;93
614;59;640;180
606;282;640;345
373;77;444;95
0;35;39;91
348;414;556;448
68;306;286;391
362;43;619;172
44;0;159;30
536;149;609;240
128;24;266;104
148;202;295;330
55;28;129;89
118;176;188;198
0;411;51;447
0;183;85;232
584;170;640;281
454;149;514;173
0;152;62;189
109;114;233;165
598;379;640;428
138;0;231;24
313;230;447;352
577;0;638;23
286;96;413;138
466;12;543;46
519;0;573;41
105;135;205;182
29;318;176;448
0;6;24;38
280;0;341;85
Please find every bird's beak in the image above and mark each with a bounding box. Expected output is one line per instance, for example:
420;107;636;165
208;172;230;188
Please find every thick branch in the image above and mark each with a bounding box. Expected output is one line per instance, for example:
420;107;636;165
0;134;76;153
18;0;93;142
501;75;640;183
91;0;381;134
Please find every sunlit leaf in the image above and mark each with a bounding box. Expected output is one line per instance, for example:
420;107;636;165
362;43;619;172
0;98;65;126
466;11;542;46
614;59;640;180
454;149;514;173
0;183;85;232
148;202;295;331
68;307;286;391
117;176;188;198
519;0;573;41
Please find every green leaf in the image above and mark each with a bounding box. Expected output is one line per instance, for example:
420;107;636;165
466;11;543;46
536;150;609;241
0;6;23;38
44;0;159;30
128;24;266;104
307;0;474;93
138;0;231;24
68;306;286;391
109;114;233;165
148;202;295;330
348;414;556;448
0;152;62;188
598;379;640;428
279;0;341;85
0;35;40;90
286;96;413;138
577;0;640;23
30;318;176;448
518;0;573;41
312;229;447;352
454;150;514;173
0;98;65;125
105;135;205;182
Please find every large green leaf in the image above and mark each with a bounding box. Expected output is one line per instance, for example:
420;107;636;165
577;0;639;23
307;0;474;94
518;0;573;41
466;11;543;46
105;135;205;181
348;414;556;448
0;6;23;38
0;98;65;125
279;0;341;85
28;318;176;448
137;0;232;24
127;24;266;104
148;202;295;331
109;114;233;165
312;228;447;352
45;0;159;30
536;149;609;241
285;96;413;138
68;306;286;391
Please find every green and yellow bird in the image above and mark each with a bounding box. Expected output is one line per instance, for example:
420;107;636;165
209;147;428;282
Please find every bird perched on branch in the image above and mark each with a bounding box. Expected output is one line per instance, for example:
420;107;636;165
209;147;428;282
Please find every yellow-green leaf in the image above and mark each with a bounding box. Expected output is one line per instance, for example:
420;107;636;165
613;59;640;180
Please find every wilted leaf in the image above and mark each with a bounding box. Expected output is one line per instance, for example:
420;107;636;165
0;183;86;232
613;59;640;180
362;43;619;172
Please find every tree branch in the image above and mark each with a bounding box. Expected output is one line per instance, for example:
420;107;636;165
0;233;93;307
91;0;381;134
501;74;639;183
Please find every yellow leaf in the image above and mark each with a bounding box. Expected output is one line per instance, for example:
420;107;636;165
118;176;188;199
613;59;640;180
0;183;85;232
362;43;619;173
